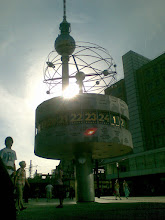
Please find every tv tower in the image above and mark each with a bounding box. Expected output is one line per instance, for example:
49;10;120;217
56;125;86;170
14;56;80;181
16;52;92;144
54;0;76;92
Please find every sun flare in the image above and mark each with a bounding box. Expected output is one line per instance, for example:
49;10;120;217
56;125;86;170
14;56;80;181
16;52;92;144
62;84;80;99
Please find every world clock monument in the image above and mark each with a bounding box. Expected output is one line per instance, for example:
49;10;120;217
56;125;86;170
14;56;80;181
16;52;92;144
35;0;133;202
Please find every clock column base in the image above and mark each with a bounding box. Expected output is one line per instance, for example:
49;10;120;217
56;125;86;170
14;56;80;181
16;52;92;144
74;152;95;202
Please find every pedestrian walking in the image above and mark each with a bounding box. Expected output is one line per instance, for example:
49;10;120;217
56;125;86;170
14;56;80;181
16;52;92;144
123;180;130;199
46;184;53;202
69;187;74;200
15;161;30;211
35;185;40;202
54;165;64;208
114;179;121;200
0;136;17;183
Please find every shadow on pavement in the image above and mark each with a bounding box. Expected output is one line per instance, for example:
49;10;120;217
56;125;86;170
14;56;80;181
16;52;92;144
16;199;165;220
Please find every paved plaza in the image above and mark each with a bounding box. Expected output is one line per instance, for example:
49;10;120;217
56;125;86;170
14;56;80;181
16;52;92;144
17;196;165;220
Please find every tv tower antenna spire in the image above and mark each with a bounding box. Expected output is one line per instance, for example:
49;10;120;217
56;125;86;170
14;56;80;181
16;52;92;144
63;0;66;21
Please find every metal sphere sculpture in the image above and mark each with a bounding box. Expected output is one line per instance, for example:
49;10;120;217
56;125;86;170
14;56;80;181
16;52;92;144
44;41;117;95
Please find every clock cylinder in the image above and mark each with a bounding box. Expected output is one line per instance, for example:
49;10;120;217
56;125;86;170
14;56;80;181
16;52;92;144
35;93;133;160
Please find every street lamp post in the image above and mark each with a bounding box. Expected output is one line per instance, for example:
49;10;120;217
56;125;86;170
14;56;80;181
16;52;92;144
95;160;100;198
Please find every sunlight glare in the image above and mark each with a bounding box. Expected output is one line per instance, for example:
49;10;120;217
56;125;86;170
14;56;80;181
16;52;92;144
63;84;79;99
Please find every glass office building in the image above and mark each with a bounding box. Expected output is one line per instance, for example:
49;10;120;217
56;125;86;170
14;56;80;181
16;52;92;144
104;51;165;195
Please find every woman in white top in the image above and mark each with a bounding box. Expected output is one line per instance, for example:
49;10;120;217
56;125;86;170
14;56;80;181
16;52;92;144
0;137;17;182
15;161;30;211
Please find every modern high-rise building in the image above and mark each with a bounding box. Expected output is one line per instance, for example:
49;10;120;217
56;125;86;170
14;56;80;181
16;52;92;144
104;51;165;195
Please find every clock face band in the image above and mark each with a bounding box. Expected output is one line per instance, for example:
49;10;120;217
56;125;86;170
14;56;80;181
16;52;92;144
36;111;128;134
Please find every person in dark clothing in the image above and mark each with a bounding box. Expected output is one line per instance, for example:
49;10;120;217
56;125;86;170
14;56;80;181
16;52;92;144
0;157;16;219
55;165;64;208
69;187;74;200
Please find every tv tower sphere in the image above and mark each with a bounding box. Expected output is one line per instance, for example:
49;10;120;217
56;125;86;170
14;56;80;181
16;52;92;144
55;34;75;55
54;4;75;55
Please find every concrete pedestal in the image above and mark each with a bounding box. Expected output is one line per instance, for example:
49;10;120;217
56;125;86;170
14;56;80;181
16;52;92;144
75;153;95;202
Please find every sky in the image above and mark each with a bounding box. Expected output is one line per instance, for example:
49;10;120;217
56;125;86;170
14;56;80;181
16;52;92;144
0;0;165;176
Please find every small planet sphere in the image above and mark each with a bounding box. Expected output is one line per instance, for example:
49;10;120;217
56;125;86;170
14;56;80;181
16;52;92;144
76;71;86;81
